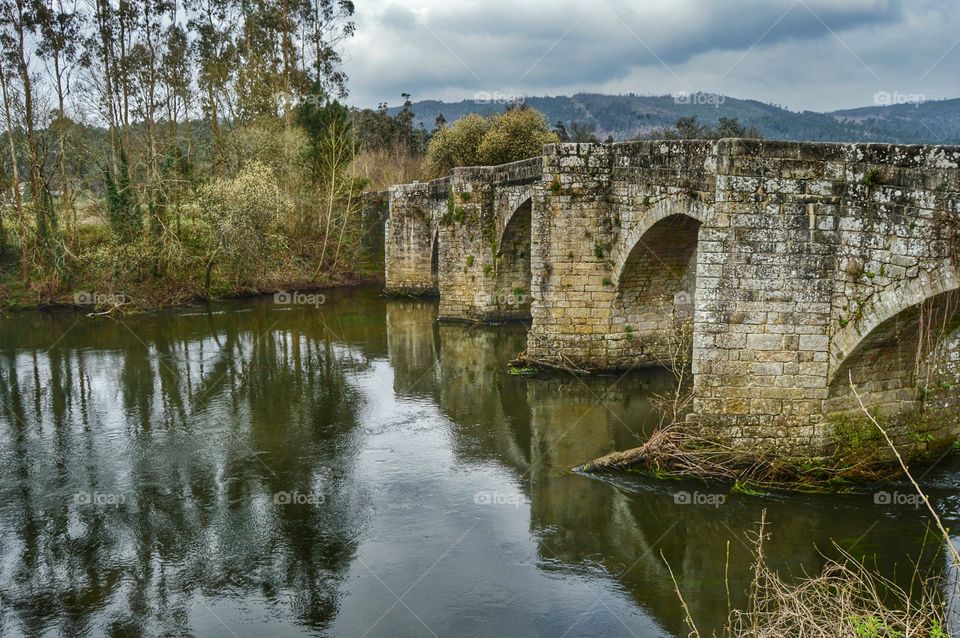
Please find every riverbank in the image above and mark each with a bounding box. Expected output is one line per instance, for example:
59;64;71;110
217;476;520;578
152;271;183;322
0;246;384;313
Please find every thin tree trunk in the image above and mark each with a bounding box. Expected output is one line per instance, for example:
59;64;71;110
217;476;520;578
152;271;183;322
0;55;25;264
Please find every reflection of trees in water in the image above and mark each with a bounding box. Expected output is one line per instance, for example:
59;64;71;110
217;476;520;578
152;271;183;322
0;295;384;635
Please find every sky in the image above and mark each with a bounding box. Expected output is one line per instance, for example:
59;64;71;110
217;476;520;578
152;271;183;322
340;0;960;112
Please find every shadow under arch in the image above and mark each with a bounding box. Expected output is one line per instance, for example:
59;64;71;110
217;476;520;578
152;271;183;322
829;270;960;384
612;213;702;368
826;279;960;445
494;197;533;320
430;229;439;291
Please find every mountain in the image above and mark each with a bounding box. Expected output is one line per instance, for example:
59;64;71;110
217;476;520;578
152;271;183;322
387;93;960;145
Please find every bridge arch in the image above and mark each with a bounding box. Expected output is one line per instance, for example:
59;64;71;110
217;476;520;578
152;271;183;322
494;197;533;319
612;212;702;368
612;206;707;288
826;271;960;427
829;269;960;386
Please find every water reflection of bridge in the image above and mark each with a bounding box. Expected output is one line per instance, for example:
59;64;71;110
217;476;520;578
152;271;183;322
383;299;950;636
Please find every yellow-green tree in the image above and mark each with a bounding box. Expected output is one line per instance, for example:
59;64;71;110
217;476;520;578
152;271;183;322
423;108;559;178
478;108;558;166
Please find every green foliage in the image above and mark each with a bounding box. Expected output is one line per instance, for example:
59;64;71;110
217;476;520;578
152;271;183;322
424;107;559;178
295;87;354;184
830;412;883;453
863;168;884;186
594;242;604;259
199;162;287;285
477;107;560;166
424;114;491;178
104;150;142;244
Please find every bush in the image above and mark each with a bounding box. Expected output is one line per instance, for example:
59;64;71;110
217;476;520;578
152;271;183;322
199;162;289;285
423;113;490;178
423;108;559;178
477;108;559;166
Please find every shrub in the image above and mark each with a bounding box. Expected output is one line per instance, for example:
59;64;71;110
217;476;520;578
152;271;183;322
423;108;559;178
477;108;559;166
423;114;491;178
199;162;289;286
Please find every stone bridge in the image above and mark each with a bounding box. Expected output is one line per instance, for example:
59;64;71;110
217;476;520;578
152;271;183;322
381;139;960;456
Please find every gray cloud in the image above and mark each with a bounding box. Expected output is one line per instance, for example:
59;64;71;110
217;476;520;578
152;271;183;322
341;0;959;112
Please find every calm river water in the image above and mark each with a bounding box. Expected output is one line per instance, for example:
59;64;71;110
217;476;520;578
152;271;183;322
1;285;958;637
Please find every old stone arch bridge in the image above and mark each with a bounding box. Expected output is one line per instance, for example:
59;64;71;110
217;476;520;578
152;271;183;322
372;139;960;455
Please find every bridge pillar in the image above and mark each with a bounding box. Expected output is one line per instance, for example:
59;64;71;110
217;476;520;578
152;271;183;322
437;161;542;322
691;139;960;456
384;179;449;296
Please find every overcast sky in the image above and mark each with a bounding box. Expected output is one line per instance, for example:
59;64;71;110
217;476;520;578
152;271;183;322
340;0;959;112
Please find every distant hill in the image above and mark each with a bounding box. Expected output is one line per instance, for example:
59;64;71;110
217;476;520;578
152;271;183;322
387;93;960;145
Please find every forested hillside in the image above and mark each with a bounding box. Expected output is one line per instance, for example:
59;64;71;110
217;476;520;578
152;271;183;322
391;93;960;144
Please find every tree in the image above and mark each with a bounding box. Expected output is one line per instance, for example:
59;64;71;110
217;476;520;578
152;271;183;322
476;107;558;166
423;113;491;178
188;0;236;169
569;121;599;143
33;0;85;231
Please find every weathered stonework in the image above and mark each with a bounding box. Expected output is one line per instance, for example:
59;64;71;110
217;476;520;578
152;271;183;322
381;139;960;456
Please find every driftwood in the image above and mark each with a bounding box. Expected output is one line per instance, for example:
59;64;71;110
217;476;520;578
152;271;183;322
575;424;897;491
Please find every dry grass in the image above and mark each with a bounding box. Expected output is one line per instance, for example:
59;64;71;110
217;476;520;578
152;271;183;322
351;146;425;191
670;512;952;638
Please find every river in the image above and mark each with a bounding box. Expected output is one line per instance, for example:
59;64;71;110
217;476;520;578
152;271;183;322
0;285;957;637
